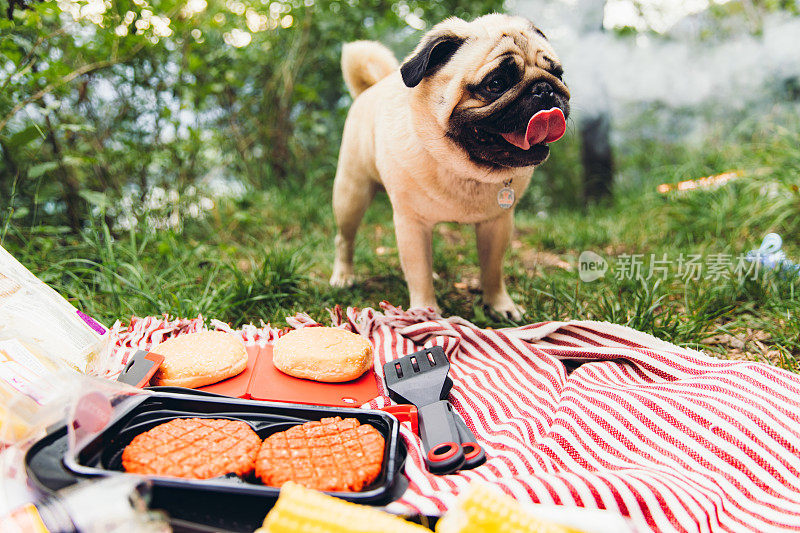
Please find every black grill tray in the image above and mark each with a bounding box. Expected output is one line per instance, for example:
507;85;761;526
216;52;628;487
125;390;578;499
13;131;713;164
26;389;410;531
63;391;401;504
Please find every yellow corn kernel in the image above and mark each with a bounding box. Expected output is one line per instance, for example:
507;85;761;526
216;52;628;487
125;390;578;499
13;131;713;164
436;483;584;533
257;482;430;533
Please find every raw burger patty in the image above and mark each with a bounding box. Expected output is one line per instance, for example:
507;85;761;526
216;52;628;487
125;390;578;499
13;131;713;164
122;418;261;479
255;416;384;492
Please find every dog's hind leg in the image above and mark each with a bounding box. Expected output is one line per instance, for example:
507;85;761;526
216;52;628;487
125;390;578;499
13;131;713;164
330;171;377;287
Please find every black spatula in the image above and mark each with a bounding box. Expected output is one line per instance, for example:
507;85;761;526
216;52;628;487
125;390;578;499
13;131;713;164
383;346;465;474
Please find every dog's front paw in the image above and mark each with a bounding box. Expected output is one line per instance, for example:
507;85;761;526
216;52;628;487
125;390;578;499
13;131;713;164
329;266;355;288
484;293;525;321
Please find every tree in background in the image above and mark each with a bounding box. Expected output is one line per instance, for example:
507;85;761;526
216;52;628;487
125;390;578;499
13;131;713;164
0;0;505;235
575;0;613;202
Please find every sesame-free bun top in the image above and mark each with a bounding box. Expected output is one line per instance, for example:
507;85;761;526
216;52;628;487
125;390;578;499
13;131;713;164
151;331;248;388
272;327;373;383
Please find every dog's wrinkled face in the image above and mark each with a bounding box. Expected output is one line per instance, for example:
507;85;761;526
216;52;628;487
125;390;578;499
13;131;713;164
401;15;570;169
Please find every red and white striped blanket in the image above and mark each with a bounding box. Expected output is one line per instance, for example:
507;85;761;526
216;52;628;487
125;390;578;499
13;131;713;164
111;303;800;532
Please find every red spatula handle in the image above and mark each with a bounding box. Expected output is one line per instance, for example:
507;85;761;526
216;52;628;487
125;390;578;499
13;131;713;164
381;404;419;435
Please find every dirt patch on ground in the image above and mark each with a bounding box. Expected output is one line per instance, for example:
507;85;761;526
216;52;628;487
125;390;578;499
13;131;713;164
702;328;789;367
517;247;573;271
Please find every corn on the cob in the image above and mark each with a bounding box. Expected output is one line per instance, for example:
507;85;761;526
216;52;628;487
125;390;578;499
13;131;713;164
256;482;429;533
436;483;583;533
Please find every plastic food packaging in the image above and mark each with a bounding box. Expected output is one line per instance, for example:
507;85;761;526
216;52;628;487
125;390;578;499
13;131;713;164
25;387;405;530
60;389;401;505
0;476;169;533
0;244;111;375
0;244;116;445
0;338;81;445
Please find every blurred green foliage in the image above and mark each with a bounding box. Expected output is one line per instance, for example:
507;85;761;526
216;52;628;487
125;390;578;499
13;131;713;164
0;0;505;233
1;1;798;369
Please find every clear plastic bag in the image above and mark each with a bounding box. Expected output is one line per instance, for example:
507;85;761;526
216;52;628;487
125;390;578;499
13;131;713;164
1;378;162;531
0;244;112;375
0;244;118;445
65;377;147;457
0;338;81;446
0;475;170;532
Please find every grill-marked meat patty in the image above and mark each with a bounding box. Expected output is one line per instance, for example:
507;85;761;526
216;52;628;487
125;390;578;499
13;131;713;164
255;416;384;492
122;418;261;479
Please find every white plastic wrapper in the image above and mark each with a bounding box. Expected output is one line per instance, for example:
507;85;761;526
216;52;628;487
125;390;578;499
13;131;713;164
0;337;76;444
0;244;111;374
0;244;114;445
0;469;170;532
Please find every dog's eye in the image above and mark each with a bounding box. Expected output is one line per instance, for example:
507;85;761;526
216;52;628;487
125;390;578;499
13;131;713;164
484;74;510;94
551;66;564;80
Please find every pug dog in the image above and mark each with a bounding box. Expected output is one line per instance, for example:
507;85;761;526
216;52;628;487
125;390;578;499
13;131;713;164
330;14;570;319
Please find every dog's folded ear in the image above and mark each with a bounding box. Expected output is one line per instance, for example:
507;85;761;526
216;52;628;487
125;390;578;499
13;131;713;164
400;32;465;88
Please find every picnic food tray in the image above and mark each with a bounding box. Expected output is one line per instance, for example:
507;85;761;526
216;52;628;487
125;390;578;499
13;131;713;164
64;391;401;503
27;390;408;531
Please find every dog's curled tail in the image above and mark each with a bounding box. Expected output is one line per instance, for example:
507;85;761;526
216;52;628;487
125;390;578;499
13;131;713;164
341;41;399;99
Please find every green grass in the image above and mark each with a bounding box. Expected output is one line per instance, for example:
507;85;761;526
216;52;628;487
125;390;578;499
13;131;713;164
2;104;799;371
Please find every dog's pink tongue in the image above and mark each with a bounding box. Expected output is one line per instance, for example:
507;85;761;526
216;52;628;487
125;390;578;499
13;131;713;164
501;108;566;150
